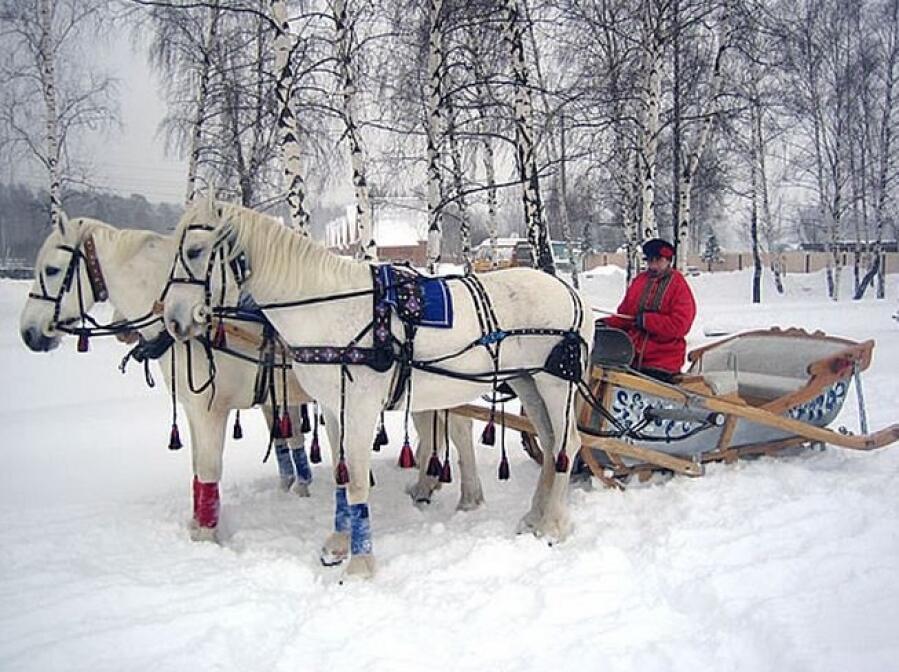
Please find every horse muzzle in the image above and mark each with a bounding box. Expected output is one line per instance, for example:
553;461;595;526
21;325;60;352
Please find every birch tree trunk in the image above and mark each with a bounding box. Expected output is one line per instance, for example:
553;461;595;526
749;94;762;304
503;0;553;274
38;0;62;232
447;97;471;271
184;1;220;205
856;0;897;300
425;0;445;272
272;0;309;233
638;4;663;243
333;0;375;260
675;28;727;267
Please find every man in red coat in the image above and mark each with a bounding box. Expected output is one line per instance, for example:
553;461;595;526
604;238;697;381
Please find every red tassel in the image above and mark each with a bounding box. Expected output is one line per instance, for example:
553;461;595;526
232;411;243;440
439;459;452;484
481;419;496;446
498;453;510;480
335;459;350;485
271;411;282;440
279;412;293;439
555;449;570;473
212;321;227;348
77;332;89;353
300;404;311;434
426;452;442;477
398;440;416;469
168;423;183;450
309;436;322;463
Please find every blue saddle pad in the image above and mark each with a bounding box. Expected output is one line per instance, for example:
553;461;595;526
376;265;453;329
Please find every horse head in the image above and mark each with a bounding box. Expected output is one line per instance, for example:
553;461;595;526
19;212;93;352
163;196;242;342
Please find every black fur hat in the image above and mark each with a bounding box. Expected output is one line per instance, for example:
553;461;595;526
642;238;675;259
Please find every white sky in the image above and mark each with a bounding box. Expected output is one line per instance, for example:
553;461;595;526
86;33;188;204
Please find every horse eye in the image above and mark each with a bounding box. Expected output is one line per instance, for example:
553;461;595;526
45;266;60;277
186;247;203;261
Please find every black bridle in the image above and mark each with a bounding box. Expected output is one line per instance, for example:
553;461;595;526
29;235;162;340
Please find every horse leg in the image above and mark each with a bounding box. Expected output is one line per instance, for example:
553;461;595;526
342;402;380;579
285;404;312;497
319;406;350;566
187;405;228;543
447;414;484;511
529;373;581;543
407;411;440;505
508;376;556;534
262;405;295;492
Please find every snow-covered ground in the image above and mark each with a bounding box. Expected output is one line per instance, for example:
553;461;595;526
1;268;898;672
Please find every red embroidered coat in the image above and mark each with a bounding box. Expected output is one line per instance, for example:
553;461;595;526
604;268;697;373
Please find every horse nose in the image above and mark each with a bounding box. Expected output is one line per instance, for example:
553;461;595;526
21;326;50;352
21;327;38;350
167;317;191;342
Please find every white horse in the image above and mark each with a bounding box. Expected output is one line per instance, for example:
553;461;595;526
162;200;593;577
18;215;483;548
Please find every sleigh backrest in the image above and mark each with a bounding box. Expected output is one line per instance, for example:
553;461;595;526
687;328;870;403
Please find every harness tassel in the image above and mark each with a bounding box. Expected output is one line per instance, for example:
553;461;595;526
369;470;376;487
279;412;293;439
300;404;311;434
335;459;350;485
426;451;442;478
309;435;322;463
77;332;89;353
398;439;416;469
271;411;283;440
497;451;510;480
168;423;183;451
555;448;570;473
439;459;452;484
232;411;243;440
481;419;496;446
212;320;227;348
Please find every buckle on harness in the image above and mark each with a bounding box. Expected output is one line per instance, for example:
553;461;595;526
478;330;507;346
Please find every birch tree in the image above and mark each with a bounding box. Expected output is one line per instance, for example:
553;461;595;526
332;0;375;260
503;0;553;274
0;0;116;231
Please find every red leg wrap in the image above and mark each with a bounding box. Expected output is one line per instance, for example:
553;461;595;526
193;476;220;528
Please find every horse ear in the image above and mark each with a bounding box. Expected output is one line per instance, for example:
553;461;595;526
56;209;69;237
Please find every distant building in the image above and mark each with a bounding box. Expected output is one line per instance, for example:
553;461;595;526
798;240;898;253
325;197;427;265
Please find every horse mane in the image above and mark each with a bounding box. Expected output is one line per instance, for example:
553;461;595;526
36;217;166;267
178;200;370;301
74;218;168;263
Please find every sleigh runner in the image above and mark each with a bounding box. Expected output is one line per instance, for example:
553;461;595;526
453;326;899;485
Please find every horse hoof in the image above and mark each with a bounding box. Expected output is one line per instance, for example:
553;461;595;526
320;532;349;566
456;492;485;512
292;482;311;498
188;521;218;543
406;482;436;506
340;554;376;581
534;516;571;545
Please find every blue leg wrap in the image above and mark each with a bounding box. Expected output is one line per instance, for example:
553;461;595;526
291;447;312;483
275;443;295;484
334;487;350;534
350;503;373;556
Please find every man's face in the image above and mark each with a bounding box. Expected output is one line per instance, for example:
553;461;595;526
645;255;671;274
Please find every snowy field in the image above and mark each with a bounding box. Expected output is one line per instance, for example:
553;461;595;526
1;268;898;672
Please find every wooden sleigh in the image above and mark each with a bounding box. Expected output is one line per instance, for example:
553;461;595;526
453;327;899;488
